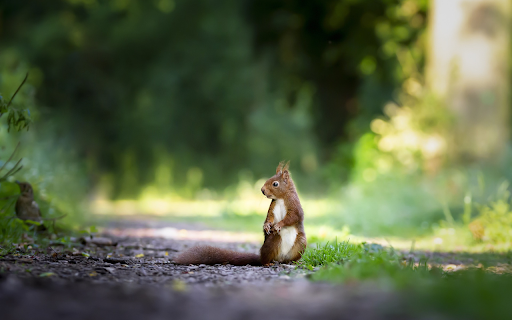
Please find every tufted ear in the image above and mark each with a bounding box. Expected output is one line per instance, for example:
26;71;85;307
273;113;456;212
276;161;286;175
282;169;290;183
283;161;290;172
281;161;290;182
276;161;290;175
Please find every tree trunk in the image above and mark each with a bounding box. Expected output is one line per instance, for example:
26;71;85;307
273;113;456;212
427;0;511;162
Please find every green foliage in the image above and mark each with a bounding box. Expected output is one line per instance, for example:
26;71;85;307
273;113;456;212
433;180;512;248
0;66;88;246
335;169;444;236
0;74;32;132
0;0;509;253
248;0;429;145
0;75;37;244
0;0;430;198
470;182;512;243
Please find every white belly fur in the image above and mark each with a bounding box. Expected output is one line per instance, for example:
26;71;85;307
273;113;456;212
273;199;298;260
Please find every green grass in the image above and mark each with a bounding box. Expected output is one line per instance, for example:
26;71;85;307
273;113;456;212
296;239;359;269
298;240;430;284
297;238;512;320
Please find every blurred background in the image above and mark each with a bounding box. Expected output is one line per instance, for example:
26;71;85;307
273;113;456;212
1;0;511;249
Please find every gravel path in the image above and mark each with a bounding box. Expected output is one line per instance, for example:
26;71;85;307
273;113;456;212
0;219;410;320
0;234;305;287
3;218;511;320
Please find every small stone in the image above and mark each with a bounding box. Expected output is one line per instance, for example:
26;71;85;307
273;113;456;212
105;267;116;274
17;258;33;264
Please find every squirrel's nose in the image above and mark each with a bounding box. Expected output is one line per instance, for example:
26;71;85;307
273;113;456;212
261;188;265;196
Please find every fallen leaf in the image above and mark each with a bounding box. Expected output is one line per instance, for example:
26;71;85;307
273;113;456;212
135;253;144;258
89;271;98;277
172;280;187;292
39;272;56;277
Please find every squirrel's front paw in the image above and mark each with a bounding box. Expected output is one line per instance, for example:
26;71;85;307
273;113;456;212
273;223;282;234
263;222;272;235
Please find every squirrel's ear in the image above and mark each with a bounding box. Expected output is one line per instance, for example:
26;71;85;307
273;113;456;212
283;170;290;183
276;161;285;175
283;161;290;172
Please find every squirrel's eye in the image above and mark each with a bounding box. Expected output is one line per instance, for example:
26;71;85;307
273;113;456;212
272;181;279;187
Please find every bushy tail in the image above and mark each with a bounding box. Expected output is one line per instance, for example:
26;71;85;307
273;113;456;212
173;245;261;266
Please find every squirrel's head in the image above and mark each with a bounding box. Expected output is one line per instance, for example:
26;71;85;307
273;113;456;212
261;161;293;200
16;181;34;197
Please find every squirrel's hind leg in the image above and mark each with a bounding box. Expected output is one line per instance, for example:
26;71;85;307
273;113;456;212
260;233;281;265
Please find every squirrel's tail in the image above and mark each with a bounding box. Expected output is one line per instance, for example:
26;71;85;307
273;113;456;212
174;245;261;266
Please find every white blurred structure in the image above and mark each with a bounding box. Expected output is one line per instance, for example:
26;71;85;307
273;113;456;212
428;0;510;161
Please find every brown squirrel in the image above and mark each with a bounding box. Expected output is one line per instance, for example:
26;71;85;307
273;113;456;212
174;161;306;266
15;181;46;231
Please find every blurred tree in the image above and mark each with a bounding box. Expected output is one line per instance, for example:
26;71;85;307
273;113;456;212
428;0;511;162
246;0;428;156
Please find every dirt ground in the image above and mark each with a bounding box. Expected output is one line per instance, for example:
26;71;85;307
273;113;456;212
0;218;465;320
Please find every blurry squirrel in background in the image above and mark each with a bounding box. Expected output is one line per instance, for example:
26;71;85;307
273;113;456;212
174;161;307;266
15;181;46;231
